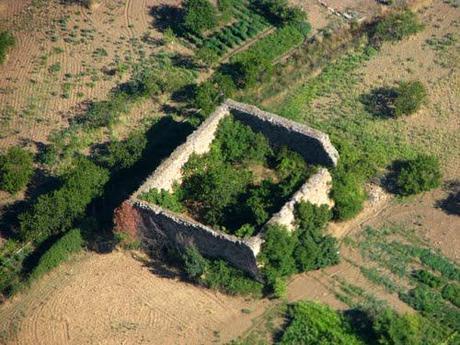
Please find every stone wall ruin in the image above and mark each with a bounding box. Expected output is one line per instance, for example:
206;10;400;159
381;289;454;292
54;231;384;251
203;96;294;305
115;100;339;277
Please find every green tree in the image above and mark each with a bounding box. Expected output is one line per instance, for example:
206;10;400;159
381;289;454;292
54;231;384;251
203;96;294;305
0;146;34;194
181;245;208;279
280;301;364;345
183;0;217;34
396;154;441;196
371;10;424;45
373;308;423;345
19;157;109;242
331;167;366;220
182;159;251;226
393;81;427;117
103;131;147;170
293;202;338;271
259;224;297;284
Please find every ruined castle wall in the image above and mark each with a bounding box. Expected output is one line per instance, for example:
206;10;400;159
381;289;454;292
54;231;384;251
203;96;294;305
268;168;333;231
132;201;263;278
116;100;340;277
226;100;339;167
132;104;229;195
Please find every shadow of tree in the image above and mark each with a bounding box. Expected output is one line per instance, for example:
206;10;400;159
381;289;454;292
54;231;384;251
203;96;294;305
343;308;378;345
360;87;398;118
149;4;184;35
435;180;460;216
84;116;194;252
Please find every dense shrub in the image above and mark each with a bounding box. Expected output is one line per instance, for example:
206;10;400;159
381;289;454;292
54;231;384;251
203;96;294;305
441;283;460;307
139;187;184;213
396;154;441;196
180;245;263;296
411;269;443;288
372;308;425;345
361;81;427;118
280;301;364;345
0;146;34;194
102;131;147;170
0;31;15;64
182;158;252;226
331;167;366;220
83;93;130;129
29;229;83;281
255;0;306;26
214;116;272;163
193;81;220;116
203;259;263;296
19;157;109;242
182;245;208;279
294;202;339;271
330;141;370;221
371;10;424;45
258;224;297;285
183;0;217;34
393;81;427;117
125;55;196;98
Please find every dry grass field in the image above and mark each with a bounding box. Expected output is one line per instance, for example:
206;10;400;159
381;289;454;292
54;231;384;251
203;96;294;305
0;0;459;344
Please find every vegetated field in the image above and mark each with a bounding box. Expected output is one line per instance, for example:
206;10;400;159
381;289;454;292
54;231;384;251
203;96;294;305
0;0;459;345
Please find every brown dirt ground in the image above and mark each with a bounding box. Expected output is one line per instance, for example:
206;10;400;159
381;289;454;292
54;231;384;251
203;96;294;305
0;1;459;344
0;250;271;345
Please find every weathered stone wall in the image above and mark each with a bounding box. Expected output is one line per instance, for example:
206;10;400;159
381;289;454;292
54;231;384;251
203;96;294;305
132;103;229;195
132;201;263;278
226;99;339;167
268;168;333;231
115;100;339;277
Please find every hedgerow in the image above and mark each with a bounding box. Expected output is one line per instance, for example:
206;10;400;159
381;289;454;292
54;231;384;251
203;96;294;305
0;31;15;64
441;284;460;307
0;146;34;194
29;228;84;281
411;269;443;288
19;157;109;243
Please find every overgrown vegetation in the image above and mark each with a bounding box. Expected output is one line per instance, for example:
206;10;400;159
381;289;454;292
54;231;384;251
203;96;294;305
141;116;314;234
259;202;339;294
180;245;263;297
370;10;424;45
280;301;364;344
361;81;427;118
0;146;34;194
0;31;15;64
396;154;442;196
29;228;83;281
19;157;109;243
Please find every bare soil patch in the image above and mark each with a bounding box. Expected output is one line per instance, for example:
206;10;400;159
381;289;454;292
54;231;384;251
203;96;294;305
0;250;269;345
